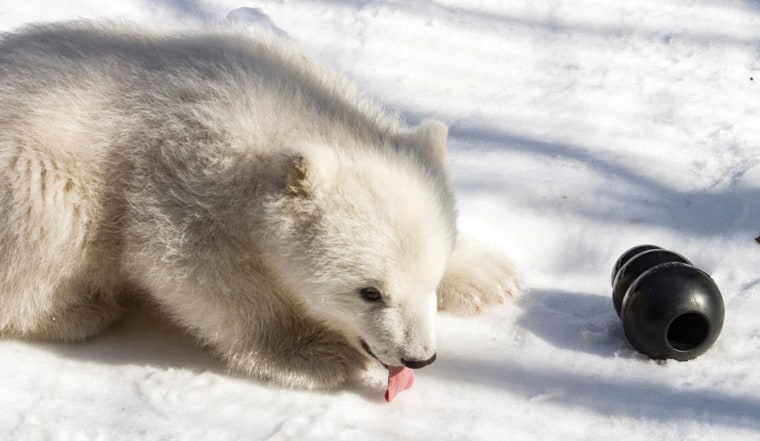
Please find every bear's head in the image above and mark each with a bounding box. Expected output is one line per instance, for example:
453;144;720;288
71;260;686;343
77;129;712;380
262;121;456;370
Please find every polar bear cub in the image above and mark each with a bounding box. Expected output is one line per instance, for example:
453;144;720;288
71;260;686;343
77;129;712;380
0;22;522;389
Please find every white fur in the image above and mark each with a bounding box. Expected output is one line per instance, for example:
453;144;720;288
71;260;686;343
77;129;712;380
0;22;523;390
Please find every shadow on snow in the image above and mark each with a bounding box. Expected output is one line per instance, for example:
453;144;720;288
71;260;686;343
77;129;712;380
311;0;760;47
448;125;760;239
430;352;760;431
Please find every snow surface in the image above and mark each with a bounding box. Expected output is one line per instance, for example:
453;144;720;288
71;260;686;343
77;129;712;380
1;0;760;439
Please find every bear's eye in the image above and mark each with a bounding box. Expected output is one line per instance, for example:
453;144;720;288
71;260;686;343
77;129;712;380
359;287;383;302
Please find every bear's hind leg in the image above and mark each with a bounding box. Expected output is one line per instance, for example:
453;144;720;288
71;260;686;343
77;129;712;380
0;138;122;342
35;290;123;342
2;287;123;343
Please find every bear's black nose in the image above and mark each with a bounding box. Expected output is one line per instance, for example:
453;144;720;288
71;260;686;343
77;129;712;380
401;353;437;369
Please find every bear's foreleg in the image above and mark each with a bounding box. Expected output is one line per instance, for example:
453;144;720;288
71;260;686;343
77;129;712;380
211;299;368;390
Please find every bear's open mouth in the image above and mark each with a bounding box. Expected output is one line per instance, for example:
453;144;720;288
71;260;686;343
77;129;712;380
360;339;389;368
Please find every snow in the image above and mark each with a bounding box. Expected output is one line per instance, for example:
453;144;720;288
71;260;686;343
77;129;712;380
1;0;760;439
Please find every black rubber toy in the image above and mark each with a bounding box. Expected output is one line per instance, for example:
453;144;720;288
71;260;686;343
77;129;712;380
611;245;725;361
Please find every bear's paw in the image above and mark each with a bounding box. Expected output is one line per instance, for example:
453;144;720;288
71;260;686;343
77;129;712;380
437;236;525;315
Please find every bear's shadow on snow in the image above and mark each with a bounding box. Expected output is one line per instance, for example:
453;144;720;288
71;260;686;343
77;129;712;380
46;300;223;374
515;288;630;359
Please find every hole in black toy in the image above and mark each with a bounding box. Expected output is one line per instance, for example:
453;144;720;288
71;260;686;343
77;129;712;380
667;313;709;351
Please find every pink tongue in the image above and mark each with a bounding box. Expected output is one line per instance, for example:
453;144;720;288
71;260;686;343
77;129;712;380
385;365;414;403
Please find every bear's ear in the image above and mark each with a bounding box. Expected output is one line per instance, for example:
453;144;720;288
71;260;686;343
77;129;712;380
281;142;339;197
413;120;448;164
